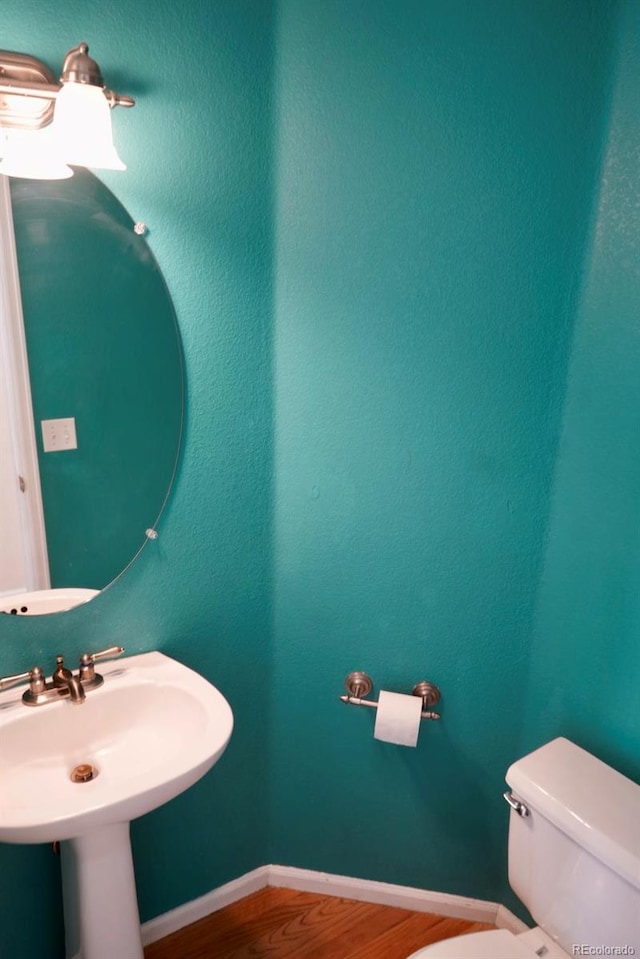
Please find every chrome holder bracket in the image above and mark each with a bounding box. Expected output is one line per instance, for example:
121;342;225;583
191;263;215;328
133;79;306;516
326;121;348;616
340;671;441;720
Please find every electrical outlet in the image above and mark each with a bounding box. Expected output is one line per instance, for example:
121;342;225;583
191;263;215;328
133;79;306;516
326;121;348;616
41;417;78;452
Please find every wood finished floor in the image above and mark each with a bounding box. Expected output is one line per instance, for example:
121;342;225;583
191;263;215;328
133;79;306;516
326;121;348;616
144;887;494;959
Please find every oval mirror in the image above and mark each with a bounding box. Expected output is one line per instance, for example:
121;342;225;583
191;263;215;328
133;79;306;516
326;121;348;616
0;170;183;615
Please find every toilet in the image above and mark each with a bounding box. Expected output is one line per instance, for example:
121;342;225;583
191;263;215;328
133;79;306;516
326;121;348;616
408;737;640;958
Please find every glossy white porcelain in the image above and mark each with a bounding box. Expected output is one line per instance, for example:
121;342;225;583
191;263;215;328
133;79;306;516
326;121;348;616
407;928;547;959
1;587;99;615
0;651;234;843
406;738;640;959
0;650;233;958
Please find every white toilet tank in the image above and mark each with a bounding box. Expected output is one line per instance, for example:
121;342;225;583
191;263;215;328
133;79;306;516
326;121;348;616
506;737;640;955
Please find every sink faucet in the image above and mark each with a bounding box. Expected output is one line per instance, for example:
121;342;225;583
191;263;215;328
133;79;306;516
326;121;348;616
52;655;86;704
0;646;124;707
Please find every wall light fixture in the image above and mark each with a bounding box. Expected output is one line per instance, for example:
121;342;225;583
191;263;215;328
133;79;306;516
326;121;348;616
0;43;134;179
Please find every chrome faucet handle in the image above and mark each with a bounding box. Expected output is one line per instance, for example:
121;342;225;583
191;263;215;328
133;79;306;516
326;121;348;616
79;645;125;685
0;666;46;694
82;645;125;663
0;669;32;691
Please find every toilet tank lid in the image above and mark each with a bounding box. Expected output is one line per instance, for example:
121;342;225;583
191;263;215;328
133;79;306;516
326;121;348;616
506;737;640;890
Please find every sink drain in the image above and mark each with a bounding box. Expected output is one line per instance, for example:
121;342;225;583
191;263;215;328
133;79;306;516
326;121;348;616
70;763;97;783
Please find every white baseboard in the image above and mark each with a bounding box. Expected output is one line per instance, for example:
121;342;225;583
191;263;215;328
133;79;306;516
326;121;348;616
495;904;530;934
268;865;499;923
141;863;528;946
140;865;270;946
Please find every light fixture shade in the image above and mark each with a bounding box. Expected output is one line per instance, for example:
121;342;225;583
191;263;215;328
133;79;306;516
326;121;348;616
0;127;73;180
52;83;126;171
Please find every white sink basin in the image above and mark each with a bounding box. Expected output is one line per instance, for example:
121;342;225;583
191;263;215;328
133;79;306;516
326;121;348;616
1;587;99;616
0;650;233;958
0;651;233;844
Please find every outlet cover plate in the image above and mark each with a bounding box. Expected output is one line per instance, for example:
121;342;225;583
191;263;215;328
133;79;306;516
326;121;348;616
41;417;77;452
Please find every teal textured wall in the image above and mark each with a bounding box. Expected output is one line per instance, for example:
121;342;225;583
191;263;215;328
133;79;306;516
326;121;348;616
269;0;621;900
1;1;639;958
0;3;274;958
519;0;640;780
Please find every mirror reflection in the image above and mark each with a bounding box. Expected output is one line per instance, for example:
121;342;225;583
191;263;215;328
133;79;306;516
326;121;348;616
0;170;183;615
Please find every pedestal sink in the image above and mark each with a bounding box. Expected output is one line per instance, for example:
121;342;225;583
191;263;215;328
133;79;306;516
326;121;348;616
0;651;234;959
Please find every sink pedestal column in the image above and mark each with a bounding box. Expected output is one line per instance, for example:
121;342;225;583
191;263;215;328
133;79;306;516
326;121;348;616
60;822;143;959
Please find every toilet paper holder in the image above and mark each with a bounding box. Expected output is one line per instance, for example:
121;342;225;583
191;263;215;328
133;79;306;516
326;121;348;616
340;671;441;720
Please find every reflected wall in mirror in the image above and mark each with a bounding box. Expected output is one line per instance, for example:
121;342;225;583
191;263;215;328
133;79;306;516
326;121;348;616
0;170;183;615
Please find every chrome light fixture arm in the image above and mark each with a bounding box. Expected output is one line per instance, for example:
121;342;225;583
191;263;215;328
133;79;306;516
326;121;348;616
0;77;60;100
0;44;135;132
0;76;135;107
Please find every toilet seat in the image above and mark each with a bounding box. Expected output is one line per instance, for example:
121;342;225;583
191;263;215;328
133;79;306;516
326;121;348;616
408;927;572;959
406;928;541;959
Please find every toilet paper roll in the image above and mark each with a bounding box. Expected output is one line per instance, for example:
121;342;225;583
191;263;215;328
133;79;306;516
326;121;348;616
374;690;423;747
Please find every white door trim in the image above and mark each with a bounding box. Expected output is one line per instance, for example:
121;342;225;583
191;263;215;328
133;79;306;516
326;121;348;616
0;175;50;592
